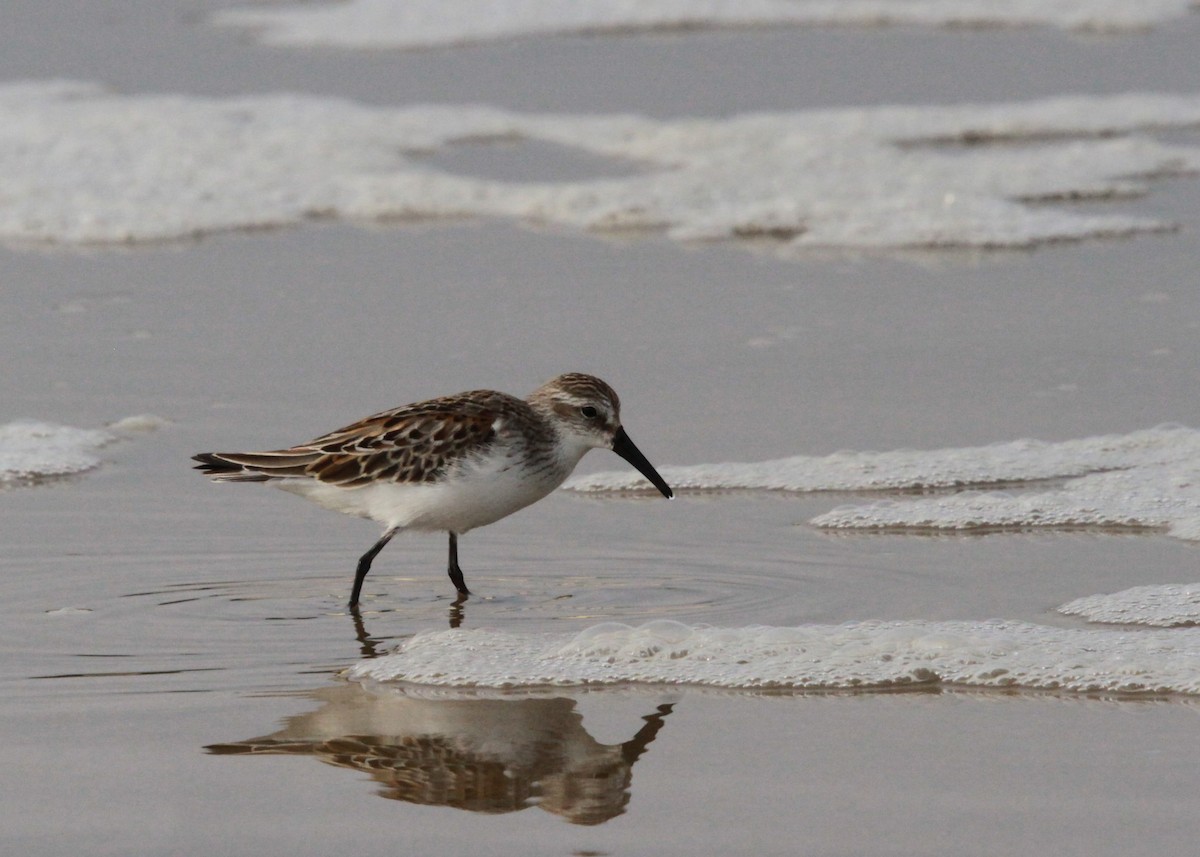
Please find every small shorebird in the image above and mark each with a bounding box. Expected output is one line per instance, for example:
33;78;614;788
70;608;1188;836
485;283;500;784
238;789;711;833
193;373;673;607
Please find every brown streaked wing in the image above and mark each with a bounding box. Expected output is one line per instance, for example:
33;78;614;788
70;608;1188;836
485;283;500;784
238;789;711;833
295;393;510;488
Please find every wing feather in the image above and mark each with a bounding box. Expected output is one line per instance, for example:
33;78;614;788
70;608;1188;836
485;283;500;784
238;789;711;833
194;390;514;487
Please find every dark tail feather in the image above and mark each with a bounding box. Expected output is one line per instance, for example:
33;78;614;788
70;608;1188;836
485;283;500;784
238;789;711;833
193;452;273;482
193;450;322;482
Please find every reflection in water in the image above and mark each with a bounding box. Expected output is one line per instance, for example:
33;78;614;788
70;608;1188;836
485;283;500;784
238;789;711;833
350;607;379;659
206;683;674;825
448;595;465;630
350;595;467;658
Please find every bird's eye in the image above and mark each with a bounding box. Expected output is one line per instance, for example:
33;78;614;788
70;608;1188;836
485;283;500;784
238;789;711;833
580;406;599;419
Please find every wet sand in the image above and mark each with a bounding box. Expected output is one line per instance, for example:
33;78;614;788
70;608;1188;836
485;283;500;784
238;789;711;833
5;2;1200;855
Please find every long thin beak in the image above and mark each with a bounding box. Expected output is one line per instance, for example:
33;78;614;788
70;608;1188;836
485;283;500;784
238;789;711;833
611;427;674;499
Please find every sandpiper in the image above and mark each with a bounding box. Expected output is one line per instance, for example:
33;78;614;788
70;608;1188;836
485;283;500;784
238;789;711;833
193;373;673;607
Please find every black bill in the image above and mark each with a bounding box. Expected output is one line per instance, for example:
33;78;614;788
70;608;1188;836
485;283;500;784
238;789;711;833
611;427;674;499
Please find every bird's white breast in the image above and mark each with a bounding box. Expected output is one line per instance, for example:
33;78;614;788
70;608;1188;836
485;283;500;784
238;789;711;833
278;431;589;533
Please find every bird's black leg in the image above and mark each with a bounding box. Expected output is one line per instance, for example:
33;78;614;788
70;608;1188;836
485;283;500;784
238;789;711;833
447;532;470;596
350;527;397;608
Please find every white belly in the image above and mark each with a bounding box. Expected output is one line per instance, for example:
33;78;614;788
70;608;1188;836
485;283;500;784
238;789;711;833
277;448;579;533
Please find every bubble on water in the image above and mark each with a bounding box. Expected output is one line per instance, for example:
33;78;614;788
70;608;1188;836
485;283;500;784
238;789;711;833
213;0;1198;50
349;619;1200;695
108;414;169;433
0;420;115;484
3;83;1200;252
1060;583;1200;627
572;425;1200;542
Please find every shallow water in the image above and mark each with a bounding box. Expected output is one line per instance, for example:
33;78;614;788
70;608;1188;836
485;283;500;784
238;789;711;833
6;2;1200;855
9;438;1200;853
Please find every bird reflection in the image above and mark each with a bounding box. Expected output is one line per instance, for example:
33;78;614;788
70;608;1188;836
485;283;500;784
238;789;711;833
350;594;468;659
350;608;380;658
207;683;674;825
448;594;466;630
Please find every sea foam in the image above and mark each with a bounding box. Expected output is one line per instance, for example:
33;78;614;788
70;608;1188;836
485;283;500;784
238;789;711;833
3;82;1200;250
569;425;1200;541
214;0;1199;50
348;618;1200;695
1059;584;1200;627
0;420;115;484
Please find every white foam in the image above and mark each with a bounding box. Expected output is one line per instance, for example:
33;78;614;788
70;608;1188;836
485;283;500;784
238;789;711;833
3;82;1200;249
1060;584;1200;627
106;413;169;433
213;0;1198;50
571;425;1200;541
0;420;115;483
348;618;1200;695
570;425;1200;491
812;465;1200;535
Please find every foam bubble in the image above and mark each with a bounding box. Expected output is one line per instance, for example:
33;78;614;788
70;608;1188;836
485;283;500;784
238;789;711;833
107;414;169;433
348;618;1200;695
570;425;1200;492
571;426;1200;541
0;420;115;484
811;461;1200;536
1060;584;1200;627
213;0;1198;50
3;82;1200;250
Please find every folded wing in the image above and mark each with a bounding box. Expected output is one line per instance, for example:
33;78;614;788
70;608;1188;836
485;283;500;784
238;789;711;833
194;396;501;488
